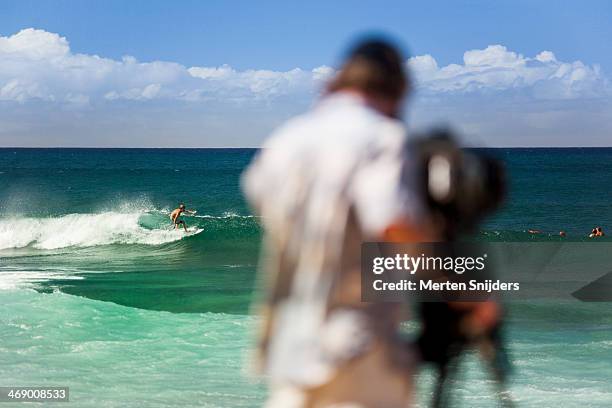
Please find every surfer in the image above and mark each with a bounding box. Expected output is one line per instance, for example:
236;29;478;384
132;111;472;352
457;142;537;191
589;226;605;238
170;203;195;232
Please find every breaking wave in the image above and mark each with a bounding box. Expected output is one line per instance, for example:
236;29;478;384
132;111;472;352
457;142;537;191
0;211;202;250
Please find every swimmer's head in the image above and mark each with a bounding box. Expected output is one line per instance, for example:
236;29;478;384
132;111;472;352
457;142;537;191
179;203;186;210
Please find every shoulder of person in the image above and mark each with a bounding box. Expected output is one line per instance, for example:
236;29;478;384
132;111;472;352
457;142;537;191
358;114;407;157
376;117;406;142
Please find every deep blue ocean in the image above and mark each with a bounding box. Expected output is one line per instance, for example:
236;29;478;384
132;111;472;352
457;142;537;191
1;148;611;407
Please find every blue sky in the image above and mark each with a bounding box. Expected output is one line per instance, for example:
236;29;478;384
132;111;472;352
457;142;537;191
1;0;611;147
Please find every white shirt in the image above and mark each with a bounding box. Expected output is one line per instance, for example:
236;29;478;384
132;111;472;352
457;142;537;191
243;93;421;238
242;93;421;387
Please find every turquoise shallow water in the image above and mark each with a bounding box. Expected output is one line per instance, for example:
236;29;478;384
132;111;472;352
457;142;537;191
0;289;263;407
1;148;612;406
1;290;611;407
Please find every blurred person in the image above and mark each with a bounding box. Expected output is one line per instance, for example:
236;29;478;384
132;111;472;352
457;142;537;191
588;227;604;238
242;38;426;408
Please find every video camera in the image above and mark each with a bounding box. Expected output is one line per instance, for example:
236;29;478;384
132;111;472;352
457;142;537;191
411;129;505;239
409;130;513;407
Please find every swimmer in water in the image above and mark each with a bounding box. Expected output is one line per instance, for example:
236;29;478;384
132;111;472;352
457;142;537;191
589;227;604;238
170;203;196;232
559;231;566;237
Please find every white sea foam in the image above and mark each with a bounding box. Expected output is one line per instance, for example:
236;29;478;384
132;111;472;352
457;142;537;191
193;212;256;219
0;271;84;290
0;212;202;250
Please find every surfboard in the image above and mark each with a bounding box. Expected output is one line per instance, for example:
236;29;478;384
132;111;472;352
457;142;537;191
184;227;204;235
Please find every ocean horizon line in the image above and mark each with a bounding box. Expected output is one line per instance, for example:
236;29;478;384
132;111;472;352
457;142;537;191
2;146;612;150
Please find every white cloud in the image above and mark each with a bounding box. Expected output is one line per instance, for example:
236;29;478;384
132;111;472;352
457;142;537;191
535;51;556;63
104;83;162;101
187;66;316;100
0;79;50;102
0;28;330;106
0;29;607;107
312;65;335;82
187;64;234;80
0;28;69;59
0;28;611;147
408;44;608;99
